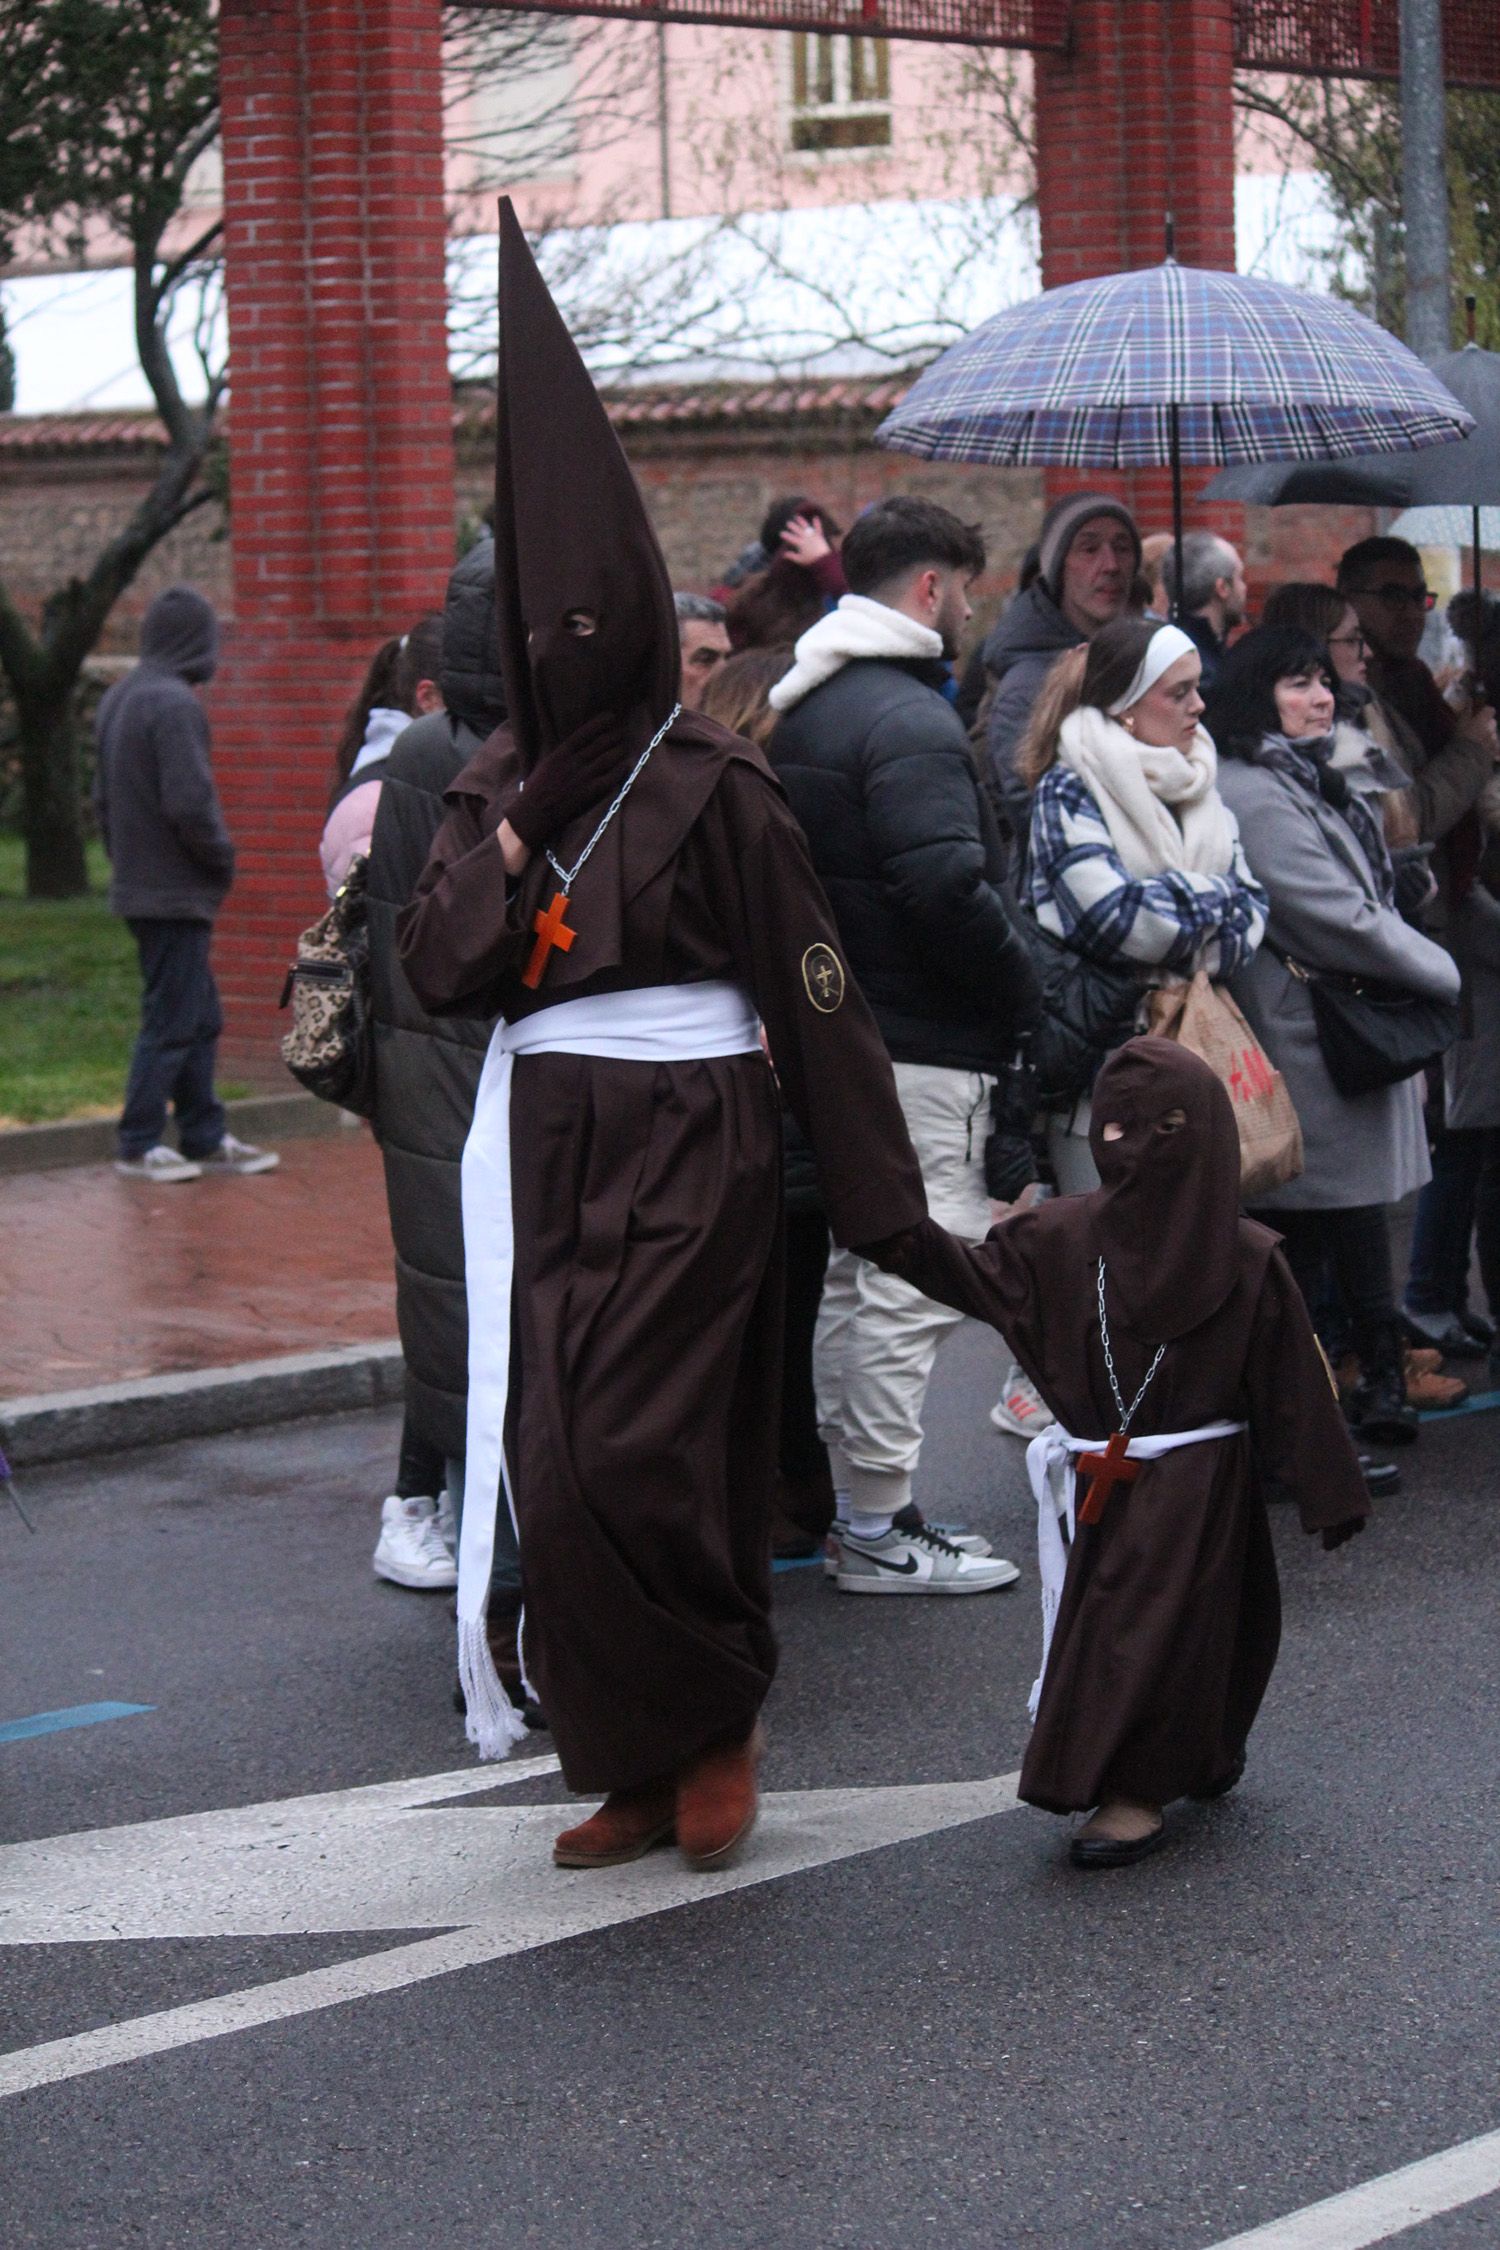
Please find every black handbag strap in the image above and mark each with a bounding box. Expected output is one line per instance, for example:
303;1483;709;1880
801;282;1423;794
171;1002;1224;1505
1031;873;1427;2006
1262;938;1410;1006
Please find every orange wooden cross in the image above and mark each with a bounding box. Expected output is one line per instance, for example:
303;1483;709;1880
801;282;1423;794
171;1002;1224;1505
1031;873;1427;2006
1076;1429;1141;1525
522;890;576;990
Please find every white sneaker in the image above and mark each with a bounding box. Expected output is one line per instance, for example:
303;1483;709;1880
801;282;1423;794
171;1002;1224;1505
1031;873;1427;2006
835;1521;1020;1595
990;1367;1055;1438
434;1486;458;1560
825;1503;992;1577
372;1495;459;1591
197;1133;280;1176
114;1144;202;1182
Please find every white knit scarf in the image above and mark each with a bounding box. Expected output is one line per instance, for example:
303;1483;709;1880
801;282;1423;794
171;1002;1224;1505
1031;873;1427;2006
768;593;944;712
1056;704;1236;878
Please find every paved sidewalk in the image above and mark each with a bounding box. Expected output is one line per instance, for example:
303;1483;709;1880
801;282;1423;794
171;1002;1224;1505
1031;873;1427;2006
0;1131;396;1399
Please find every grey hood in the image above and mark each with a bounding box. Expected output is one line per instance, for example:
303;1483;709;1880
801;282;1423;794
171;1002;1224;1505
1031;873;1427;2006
139;586;218;684
980;579;1081;683
439;534;507;737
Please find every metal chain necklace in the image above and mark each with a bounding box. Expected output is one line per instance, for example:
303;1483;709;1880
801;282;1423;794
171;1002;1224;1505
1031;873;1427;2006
1096;1257;1166;1432
520;701;681;990
1075;1259;1168;1526
543;701;681;893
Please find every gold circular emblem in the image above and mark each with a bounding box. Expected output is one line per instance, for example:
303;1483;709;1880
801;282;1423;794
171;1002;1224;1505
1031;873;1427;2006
801;943;845;1014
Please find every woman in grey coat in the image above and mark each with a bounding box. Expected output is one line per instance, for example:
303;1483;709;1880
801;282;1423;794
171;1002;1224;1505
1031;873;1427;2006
1207;627;1461;1447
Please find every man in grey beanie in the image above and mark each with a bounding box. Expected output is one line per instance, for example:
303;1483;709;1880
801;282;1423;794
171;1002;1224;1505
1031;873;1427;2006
980;491;1141;852
94;585;277;1182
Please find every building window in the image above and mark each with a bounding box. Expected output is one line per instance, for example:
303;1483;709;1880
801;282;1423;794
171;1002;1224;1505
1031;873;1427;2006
789;35;891;153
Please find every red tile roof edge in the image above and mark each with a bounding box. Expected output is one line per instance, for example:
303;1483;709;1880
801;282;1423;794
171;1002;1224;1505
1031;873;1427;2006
0;372;921;456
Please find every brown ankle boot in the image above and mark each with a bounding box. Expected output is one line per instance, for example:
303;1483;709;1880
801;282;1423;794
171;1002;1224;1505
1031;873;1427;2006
553;1782;676;1869
676;1724;765;1870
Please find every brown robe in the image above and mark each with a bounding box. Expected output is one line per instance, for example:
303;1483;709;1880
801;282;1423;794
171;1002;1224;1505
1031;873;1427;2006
399;718;925;1793
886;1201;1369;1813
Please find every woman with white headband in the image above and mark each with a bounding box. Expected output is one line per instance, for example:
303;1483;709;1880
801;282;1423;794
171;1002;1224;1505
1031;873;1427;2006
1017;614;1268;1192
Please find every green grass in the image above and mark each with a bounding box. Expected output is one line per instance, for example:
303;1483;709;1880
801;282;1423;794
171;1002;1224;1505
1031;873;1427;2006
0;835;249;1127
0;835;140;1124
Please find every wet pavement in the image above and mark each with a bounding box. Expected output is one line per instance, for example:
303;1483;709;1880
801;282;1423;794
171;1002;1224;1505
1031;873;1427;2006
0;1129;395;1396
2;1328;1497;2248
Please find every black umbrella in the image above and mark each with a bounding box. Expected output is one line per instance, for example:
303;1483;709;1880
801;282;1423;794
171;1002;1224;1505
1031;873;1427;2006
1204;305;1500;599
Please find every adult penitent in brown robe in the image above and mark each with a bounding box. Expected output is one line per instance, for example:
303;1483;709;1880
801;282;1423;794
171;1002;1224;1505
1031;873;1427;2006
398;203;924;1795
879;1038;1368;1815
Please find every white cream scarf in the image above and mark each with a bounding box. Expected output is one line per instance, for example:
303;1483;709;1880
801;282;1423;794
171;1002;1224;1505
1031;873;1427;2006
768;593;945;712
1057;703;1237;880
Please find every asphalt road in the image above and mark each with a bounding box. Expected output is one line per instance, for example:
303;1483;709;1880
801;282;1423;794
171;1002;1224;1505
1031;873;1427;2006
2;1319;1498;2250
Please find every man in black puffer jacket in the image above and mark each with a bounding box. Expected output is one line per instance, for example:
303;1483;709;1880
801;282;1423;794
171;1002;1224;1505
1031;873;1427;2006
365;533;524;1669
770;496;1042;1593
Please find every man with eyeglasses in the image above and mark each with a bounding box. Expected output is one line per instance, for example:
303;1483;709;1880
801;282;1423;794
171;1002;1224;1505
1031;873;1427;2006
1337;536;1497;847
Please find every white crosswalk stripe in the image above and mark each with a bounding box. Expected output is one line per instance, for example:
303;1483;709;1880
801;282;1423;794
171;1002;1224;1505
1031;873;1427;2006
0;1757;1022;2097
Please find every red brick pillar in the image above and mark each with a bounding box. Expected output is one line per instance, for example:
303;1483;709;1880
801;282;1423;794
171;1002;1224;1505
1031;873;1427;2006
1033;0;1238;538
211;0;455;1080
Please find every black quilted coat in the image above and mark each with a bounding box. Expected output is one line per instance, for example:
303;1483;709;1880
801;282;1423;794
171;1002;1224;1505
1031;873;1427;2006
770;655;1041;1074
364;537;504;1460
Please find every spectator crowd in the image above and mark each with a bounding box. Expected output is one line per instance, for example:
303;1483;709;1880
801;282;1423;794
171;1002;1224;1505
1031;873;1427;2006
95;478;1500;1721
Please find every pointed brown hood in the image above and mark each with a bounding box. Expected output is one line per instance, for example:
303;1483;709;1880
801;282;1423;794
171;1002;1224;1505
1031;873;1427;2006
1085;1037;1243;1343
493;199;680;771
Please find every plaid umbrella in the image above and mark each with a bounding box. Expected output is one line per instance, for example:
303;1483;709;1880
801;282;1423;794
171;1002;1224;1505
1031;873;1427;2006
877;261;1473;469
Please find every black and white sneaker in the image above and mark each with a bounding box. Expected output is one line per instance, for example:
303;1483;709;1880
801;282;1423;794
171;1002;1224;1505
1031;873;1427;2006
834;1520;1019;1595
826;1503;993;1579
891;1501;993;1558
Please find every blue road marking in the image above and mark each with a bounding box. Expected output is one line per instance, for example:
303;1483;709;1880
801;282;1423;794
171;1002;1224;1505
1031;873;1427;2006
772;1554;825;1574
0;1702;154;1745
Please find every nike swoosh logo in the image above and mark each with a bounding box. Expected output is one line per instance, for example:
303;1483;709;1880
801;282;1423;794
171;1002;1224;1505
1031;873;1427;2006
863;1553;921;1575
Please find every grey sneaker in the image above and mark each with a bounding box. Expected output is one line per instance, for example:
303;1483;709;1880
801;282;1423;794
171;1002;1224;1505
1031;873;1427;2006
114;1144;202;1183
198;1134;280;1176
990;1367;1056;1437
825;1504;992;1579
891;1502;992;1557
835;1521;1020;1595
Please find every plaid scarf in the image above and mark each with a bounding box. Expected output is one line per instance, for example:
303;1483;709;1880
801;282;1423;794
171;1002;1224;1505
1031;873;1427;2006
1254;730;1394;904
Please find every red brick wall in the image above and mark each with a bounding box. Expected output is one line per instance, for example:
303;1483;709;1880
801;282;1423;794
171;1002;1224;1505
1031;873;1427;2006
1033;0;1239;536
210;0;455;1078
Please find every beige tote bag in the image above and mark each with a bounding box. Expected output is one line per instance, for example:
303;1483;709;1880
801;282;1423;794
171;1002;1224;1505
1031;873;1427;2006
1148;970;1304;1201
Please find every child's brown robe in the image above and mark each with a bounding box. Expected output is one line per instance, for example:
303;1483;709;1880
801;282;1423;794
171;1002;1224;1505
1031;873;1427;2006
881;1037;1369;1814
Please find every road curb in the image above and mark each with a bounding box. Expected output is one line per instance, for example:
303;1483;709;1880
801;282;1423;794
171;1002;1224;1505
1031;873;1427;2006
0;1093;359;1177
0;1341;405;1467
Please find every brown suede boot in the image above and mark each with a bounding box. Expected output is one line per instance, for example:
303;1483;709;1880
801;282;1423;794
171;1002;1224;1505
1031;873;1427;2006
676;1724;765;1870
553;1782;677;1869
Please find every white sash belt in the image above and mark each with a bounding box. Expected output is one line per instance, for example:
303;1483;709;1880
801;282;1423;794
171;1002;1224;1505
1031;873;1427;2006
458;979;763;1757
1023;1418;1248;1720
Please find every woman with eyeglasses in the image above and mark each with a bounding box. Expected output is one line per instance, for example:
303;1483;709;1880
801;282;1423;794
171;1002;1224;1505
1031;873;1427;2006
1205;627;1461;1449
1262;583;1428;867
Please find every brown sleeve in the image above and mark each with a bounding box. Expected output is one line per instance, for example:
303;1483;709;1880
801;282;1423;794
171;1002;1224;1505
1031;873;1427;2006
875;1211;1039;1337
395;795;528;1016
705;763;927;1247
1244;1248;1370;1535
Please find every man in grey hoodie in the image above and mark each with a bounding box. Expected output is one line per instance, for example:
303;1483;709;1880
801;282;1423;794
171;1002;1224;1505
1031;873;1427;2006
94;585;277;1181
982;492;1141;852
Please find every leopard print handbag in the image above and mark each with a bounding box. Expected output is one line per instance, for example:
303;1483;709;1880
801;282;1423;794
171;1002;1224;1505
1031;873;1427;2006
278;855;376;1116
